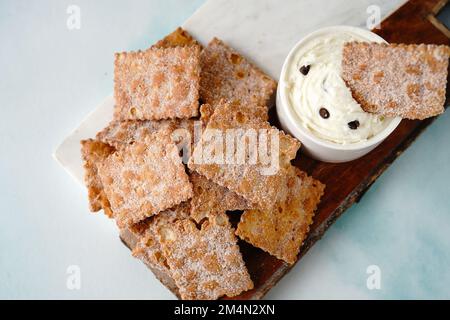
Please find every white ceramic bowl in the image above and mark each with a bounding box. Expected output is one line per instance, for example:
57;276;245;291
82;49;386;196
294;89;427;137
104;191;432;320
276;26;402;163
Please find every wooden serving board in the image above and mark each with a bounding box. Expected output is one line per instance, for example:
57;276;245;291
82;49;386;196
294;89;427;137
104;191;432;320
120;0;450;300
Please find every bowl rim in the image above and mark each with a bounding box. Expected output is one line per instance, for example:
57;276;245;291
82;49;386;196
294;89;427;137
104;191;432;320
277;25;402;151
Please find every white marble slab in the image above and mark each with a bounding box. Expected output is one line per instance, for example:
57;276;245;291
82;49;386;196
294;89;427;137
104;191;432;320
53;0;406;185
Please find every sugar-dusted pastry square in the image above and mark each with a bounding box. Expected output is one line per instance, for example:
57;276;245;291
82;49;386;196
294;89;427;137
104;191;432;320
200;38;277;107
97;130;193;227
188;100;300;211
158;212;253;300
114;45;201;121
342;42;450;120
236;167;325;264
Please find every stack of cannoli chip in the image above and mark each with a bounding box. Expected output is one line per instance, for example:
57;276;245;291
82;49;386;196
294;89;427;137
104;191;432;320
80;28;325;300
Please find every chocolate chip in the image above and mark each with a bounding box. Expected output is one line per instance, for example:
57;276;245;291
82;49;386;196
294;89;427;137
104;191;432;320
319;107;330;119
348;120;360;130
299;65;310;75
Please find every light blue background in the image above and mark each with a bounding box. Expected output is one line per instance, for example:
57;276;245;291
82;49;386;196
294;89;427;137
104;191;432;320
0;0;449;299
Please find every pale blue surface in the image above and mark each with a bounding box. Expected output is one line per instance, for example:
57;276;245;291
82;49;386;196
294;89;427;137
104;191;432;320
0;0;449;299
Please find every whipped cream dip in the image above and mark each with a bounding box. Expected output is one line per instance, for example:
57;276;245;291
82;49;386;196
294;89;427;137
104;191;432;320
283;30;393;145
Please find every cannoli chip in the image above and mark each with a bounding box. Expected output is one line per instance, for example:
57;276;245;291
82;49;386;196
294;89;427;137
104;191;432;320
158;213;253;300
342;42;450;120
236;167;325;264
97;131;193;227
114;46;201;121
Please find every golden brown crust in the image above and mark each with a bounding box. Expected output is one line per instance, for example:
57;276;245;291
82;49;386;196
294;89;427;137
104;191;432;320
97;131;193;228
80;139;115;217
158;213;253;300
236;167;325;264
200;38;277;108
114;46;201;121
342;42;450;120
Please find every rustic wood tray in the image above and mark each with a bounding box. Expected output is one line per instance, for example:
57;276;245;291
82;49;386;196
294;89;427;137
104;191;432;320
121;0;450;300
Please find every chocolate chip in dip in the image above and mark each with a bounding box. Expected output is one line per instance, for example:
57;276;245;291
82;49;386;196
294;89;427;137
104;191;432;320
319;107;330;119
299;65;310;75
347;120;360;130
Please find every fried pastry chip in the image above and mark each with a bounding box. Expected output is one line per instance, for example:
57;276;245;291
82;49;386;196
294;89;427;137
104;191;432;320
97;131;193;227
188;100;300;210
158;213;253;300
342;42;450;120
114;46;201;121
80;139;115;217
236;167;325;264
189;172;249;223
200;38;277;107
